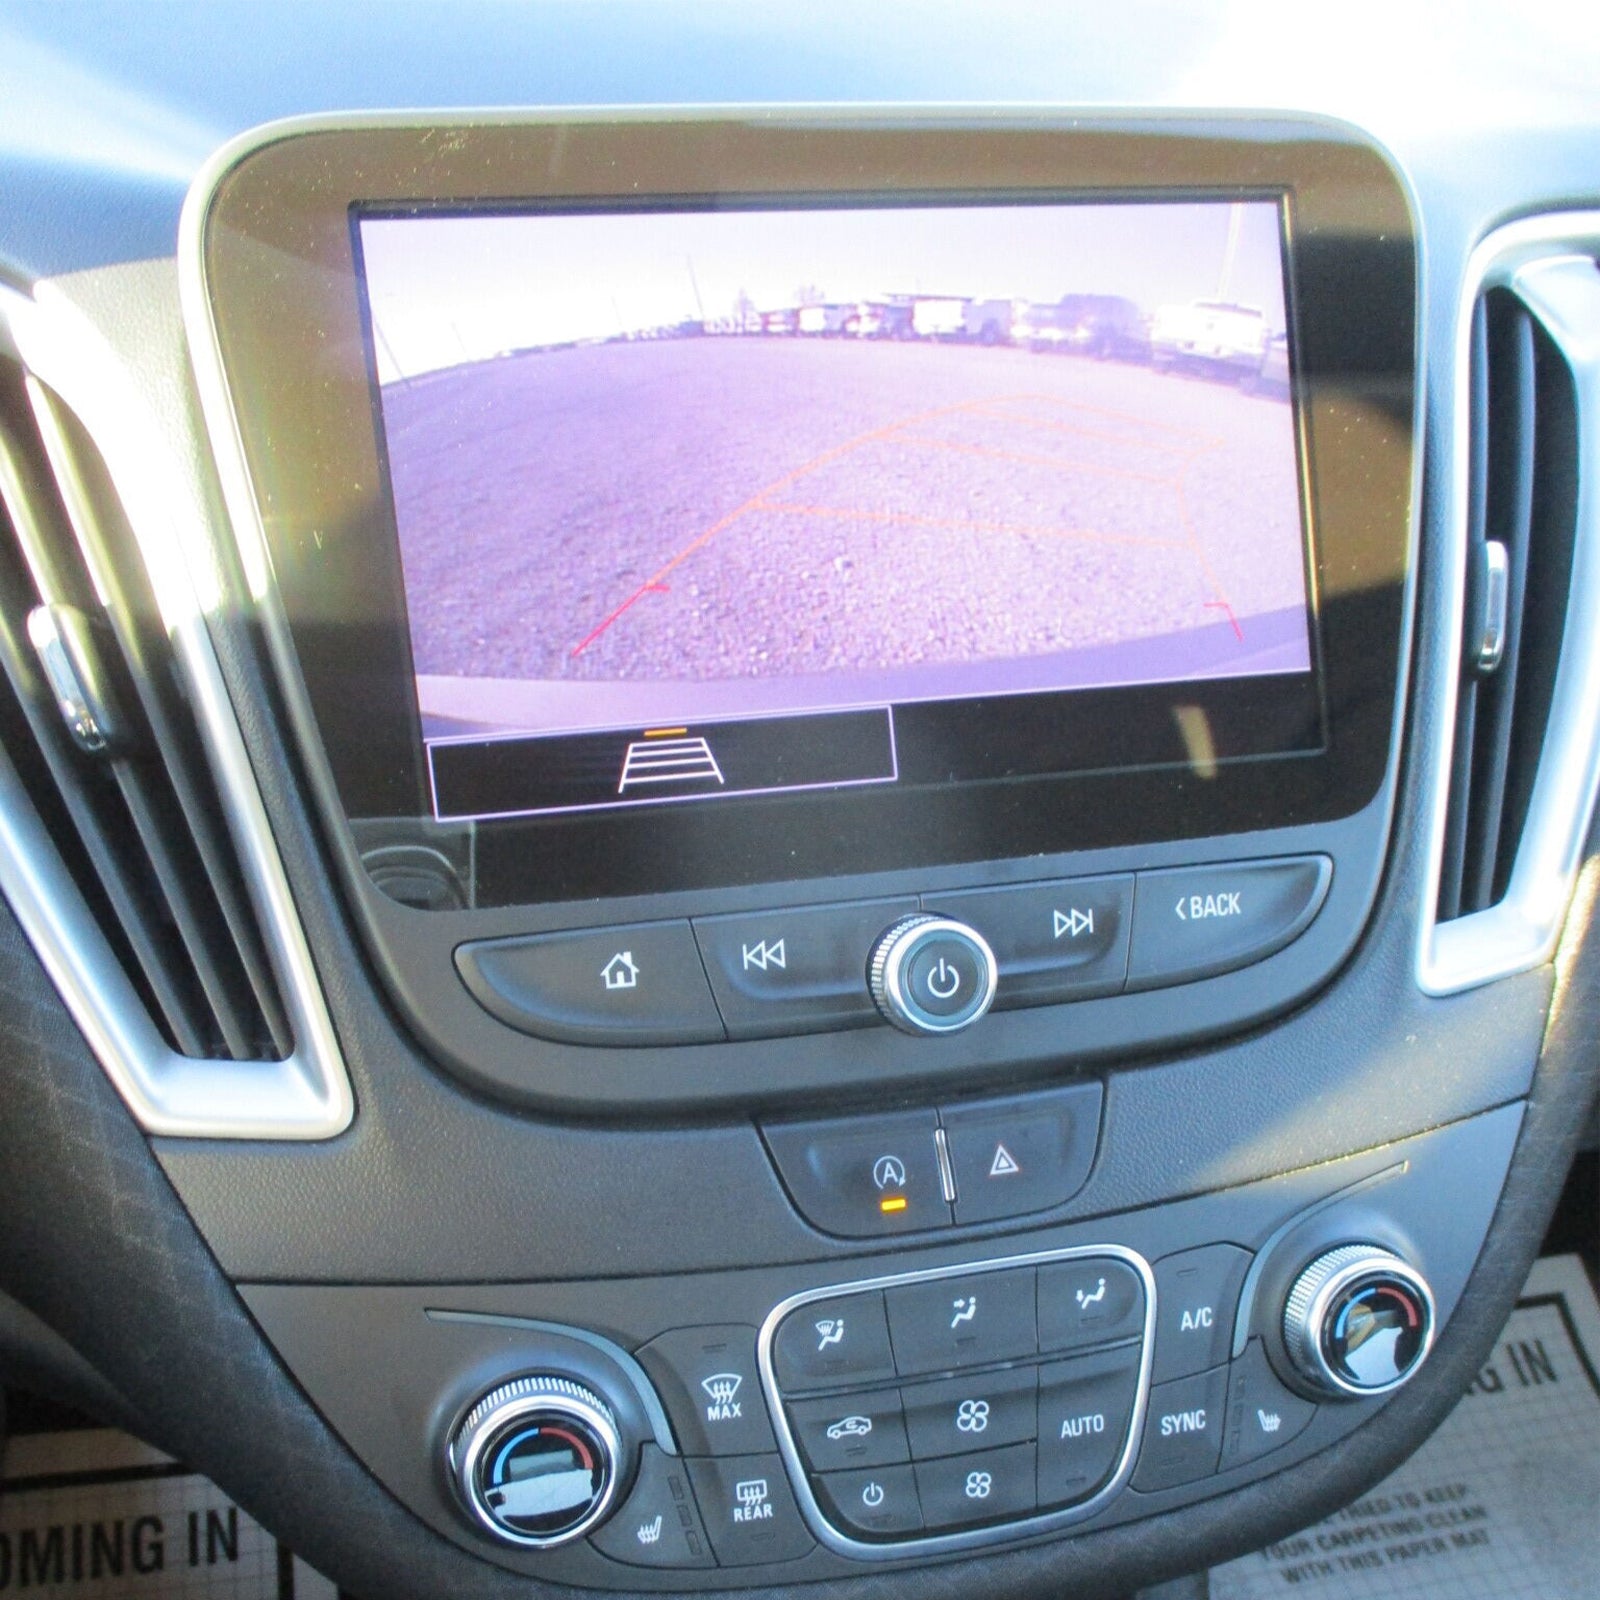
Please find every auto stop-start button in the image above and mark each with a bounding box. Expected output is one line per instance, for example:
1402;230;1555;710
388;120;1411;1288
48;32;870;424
1126;856;1331;991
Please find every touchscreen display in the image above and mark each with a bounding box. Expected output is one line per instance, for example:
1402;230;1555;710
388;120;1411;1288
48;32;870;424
357;200;1312;823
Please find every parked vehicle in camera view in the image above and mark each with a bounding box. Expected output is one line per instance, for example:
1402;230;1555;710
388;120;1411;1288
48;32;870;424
1149;298;1270;380
1017;293;1150;359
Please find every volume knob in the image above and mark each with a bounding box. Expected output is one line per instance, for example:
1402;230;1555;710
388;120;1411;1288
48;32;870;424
450;1375;622;1548
869;914;999;1035
1283;1246;1435;1398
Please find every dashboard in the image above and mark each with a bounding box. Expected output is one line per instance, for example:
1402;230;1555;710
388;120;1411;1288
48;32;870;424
0;7;1596;1600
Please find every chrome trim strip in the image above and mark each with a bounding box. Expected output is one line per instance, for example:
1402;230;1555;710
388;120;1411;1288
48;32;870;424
0;281;353;1139
1419;215;1600;994
756;1244;1156;1561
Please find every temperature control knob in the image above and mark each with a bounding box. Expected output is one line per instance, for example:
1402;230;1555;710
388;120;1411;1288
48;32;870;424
450;1375;622;1548
1283;1245;1435;1398
869;914;998;1035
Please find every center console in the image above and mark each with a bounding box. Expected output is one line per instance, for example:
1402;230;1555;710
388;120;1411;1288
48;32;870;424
181;108;1440;1590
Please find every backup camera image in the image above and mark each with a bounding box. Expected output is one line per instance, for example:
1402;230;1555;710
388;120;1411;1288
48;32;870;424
359;200;1311;820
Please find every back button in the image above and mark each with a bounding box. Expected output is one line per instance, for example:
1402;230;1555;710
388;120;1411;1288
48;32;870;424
1128;857;1331;990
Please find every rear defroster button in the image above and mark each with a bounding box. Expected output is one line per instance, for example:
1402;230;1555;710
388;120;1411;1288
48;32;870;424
1126;856;1331;990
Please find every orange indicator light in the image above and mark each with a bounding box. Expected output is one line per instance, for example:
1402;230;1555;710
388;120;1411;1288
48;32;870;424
879;1196;908;1214
643;727;688;738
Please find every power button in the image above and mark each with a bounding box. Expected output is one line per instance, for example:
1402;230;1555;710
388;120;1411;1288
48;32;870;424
870;916;998;1035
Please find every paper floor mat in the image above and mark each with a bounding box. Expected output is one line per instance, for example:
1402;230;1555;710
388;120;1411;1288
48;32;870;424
0;1425;336;1597
1213;1252;1600;1600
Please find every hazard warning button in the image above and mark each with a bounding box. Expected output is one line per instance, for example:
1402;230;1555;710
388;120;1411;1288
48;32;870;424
938;1082;1103;1226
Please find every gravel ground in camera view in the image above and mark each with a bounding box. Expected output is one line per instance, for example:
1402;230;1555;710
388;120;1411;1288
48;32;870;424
382;336;1307;727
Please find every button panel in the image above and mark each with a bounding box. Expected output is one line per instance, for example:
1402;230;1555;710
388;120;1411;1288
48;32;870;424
762;1249;1153;1552
457;855;1331;1046
762;1081;1103;1238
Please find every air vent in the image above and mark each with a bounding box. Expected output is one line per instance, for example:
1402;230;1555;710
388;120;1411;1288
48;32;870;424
0;279;349;1137
1435;288;1580;920
0;363;289;1060
1421;222;1600;994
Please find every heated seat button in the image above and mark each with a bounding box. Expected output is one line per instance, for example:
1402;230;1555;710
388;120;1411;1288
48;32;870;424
590;1445;715;1569
1220;1339;1318;1469
813;1463;924;1539
455;921;725;1046
901;1366;1037;1459
687;1454;814;1565
636;1325;774;1457
886;1269;1035;1375
789;1388;908;1472
773;1292;897;1391
1127;856;1331;990
1037;1257;1145;1352
693;897;916;1038
914;1442;1037;1530
762;1111;950;1238
939;1083;1103;1225
1036;1344;1143;1507
932;875;1133;1006
1132;1365;1228;1491
1150;1244;1252;1383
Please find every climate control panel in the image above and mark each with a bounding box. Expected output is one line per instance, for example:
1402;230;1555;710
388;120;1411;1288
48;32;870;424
760;1250;1154;1555
434;1234;1440;1569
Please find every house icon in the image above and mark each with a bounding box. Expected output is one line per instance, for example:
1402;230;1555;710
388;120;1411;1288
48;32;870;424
601;951;640;991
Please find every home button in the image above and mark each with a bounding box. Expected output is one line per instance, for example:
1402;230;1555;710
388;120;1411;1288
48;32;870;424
455;921;726;1046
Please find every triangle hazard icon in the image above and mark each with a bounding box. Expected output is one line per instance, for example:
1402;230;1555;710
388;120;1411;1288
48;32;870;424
989;1142;1021;1178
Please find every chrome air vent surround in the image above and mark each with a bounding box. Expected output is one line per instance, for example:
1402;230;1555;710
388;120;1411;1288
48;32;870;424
1419;216;1600;995
0;277;352;1139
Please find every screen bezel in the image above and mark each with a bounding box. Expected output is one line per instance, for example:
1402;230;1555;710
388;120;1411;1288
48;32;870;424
197;114;1415;911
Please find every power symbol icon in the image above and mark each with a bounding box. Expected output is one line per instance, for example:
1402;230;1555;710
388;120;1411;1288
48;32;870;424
926;958;962;999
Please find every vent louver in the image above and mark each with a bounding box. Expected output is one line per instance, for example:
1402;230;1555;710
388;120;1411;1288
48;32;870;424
1421;224;1600;996
0;360;290;1061
0;277;348;1138
1435;287;1581;921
